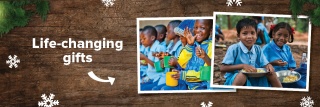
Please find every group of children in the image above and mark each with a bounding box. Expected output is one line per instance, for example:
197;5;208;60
139;19;214;90
139;17;306;90
220;17;306;88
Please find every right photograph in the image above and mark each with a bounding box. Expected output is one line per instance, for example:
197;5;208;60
211;12;311;92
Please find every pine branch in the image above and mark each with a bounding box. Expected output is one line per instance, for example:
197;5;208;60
0;0;50;36
35;0;50;21
290;0;320;26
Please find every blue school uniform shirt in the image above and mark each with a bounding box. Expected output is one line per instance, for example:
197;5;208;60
262;40;296;71
159;41;167;48
163;40;183;72
215;25;220;35
146;40;167;84
256;23;270;45
166;40;173;50
167;40;183;58
140;45;149;76
222;41;269;79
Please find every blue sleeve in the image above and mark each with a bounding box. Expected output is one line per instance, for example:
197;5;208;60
257;23;264;30
262;45;271;62
287;46;297;68
174;45;183;58
262;44;279;63
175;64;184;71
257;46;269;67
157;45;167;53
222;45;236;65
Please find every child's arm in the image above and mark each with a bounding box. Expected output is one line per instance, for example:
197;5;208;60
195;46;211;66
140;53;155;67
221;44;257;72
264;63;275;74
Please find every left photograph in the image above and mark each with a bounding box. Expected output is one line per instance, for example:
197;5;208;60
137;17;235;94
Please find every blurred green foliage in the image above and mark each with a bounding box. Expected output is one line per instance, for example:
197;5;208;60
216;15;309;33
0;0;49;36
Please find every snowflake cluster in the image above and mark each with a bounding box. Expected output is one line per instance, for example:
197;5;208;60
300;96;314;107
226;0;242;6
38;93;59;107
102;0;116;7
6;55;20;68
201;101;213;107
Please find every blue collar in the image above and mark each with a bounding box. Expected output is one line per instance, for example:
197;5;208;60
239;41;255;54
270;40;288;52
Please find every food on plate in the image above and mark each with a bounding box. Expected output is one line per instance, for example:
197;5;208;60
241;69;265;73
283;75;298;83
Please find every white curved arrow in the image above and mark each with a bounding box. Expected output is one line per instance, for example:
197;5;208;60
88;71;115;85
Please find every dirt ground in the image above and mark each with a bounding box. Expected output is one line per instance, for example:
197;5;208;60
212;30;309;85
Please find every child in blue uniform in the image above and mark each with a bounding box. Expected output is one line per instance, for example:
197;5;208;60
215;25;225;42
165;20;183;58
153;20;186;90
220;18;282;87
262;22;296;71
262;22;306;88
252;16;270;46
162;19;213;90
140;29;148;79
155;24;167;48
140;26;167;90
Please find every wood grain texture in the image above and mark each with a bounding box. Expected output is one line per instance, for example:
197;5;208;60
0;0;319;106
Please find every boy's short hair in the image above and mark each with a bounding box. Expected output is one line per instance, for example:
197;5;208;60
155;24;167;34
142;25;158;39
236;18;257;34
155;24;167;41
168;20;182;28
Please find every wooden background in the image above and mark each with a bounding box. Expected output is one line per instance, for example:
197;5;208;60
0;0;319;106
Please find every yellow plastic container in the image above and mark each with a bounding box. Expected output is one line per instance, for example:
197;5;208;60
166;72;178;87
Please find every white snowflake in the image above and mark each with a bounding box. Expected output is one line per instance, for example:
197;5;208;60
38;93;59;107
300;96;314;107
6;55;20;68
226;0;242;6
101;0;115;7
201;101;213;107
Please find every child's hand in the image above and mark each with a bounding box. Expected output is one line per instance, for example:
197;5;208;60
160;59;164;68
271;60;287;66
171;69;180;80
196;46;207;59
180;36;187;46
265;64;275;75
242;64;257;72
184;27;197;45
159;52;166;59
169;57;178;67
140;53;147;60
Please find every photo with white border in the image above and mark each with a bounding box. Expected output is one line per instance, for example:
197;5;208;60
137;17;236;94
210;12;311;92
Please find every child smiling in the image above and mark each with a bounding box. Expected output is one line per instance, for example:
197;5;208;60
220;18;282;87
